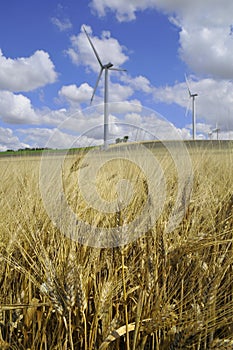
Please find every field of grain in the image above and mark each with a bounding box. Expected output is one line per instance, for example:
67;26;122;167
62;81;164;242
0;141;233;349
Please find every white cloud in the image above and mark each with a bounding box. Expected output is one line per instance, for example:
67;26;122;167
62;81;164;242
86;101;188;141
161;1;233;79
153;77;233;131
215;130;233;140
90;0;233;26
1;102;203;151
59;83;93;104
0;91;38;124
51;17;72;31
0;127;29;151
108;100;142;114
60;80;133;105
40;107;103;135
178;25;233;79
179;127;192;140
0;95;197;149
90;0;158;22
38;108;70;127
135;112;183;140
17;127;103;149
90;0;233;80
0;50;57;92
121;75;153;94
108;82;134;101
17;127;76;149
154;0;233;25
124;112;142;125
66;25;129;72
195;122;212;135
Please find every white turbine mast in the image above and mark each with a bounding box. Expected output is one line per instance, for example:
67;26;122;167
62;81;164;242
212;122;220;140
185;74;198;140
83;26;126;150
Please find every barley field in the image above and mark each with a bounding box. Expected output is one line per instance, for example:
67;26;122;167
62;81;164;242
0;141;233;349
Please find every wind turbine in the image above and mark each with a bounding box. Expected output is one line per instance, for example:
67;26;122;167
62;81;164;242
185;74;198;140
83;26;126;150
212;123;220;140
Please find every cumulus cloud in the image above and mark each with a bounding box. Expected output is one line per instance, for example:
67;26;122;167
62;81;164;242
38;108;71;127
17;127;76;149
153;77;233;131
0;127;29;151
108;100;142;114
59;83;93;104
40;107;103;135
5;100;194;150
59;80;133;105
178;24;233;79
0;91;38;124
107;82;134;102
89;0;157;21
121;75;153;94
90;0;233;26
0;50;57;92
17;127;103;149
51;17;72;31
2;1;233;150
66;25;129;72
158;0;233;79
90;0;233;80
4;96;193;147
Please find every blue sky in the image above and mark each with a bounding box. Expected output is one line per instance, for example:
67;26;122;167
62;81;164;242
0;0;233;150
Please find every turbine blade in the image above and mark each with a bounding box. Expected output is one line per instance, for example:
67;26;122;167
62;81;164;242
109;67;127;72
83;26;103;68
185;99;191;118
185;74;192;97
90;67;104;104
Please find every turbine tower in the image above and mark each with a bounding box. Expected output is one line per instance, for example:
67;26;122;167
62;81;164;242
212;123;220;140
83;26;126;150
185;75;198;140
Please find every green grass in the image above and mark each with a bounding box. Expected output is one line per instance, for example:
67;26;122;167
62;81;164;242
0;146;96;158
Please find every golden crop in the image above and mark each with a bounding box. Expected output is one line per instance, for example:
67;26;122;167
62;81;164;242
0;142;232;349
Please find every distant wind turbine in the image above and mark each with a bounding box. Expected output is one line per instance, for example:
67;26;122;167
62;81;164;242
185;74;198;140
212;123;220;140
83;26;126;150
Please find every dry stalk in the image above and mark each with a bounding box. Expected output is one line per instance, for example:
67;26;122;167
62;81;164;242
0;145;233;348
121;247;130;350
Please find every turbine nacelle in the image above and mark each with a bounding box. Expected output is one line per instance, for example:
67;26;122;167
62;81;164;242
104;62;114;69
